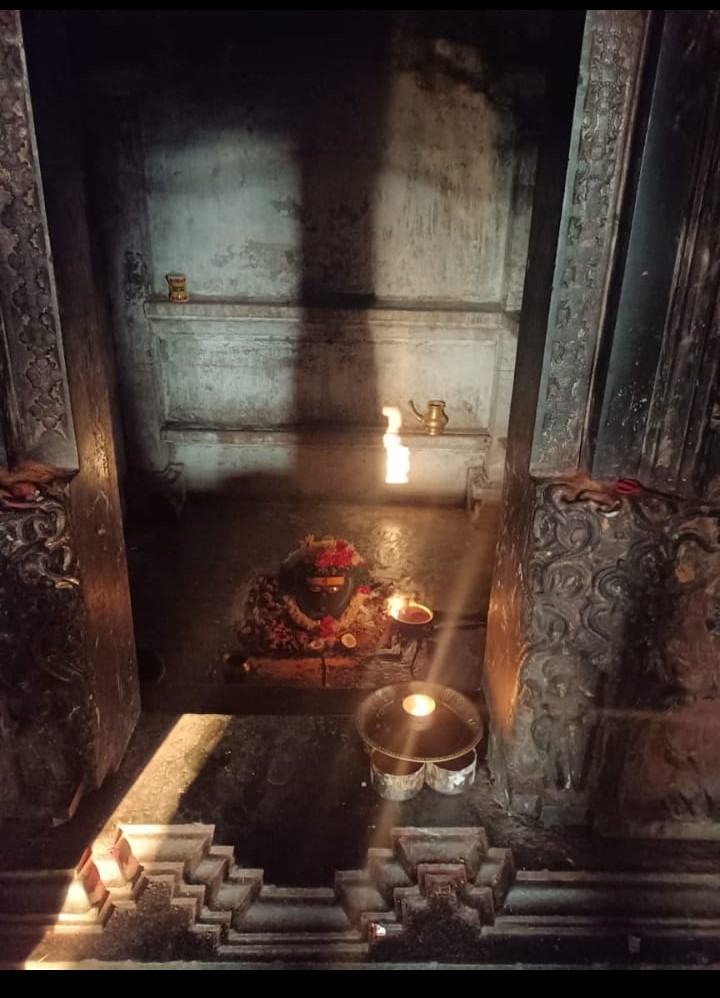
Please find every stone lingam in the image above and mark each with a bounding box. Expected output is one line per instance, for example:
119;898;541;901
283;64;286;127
226;535;426;688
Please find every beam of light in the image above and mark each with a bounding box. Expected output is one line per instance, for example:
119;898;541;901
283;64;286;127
382;405;410;485
15;714;235;967
421;544;486;691
106;714;233;824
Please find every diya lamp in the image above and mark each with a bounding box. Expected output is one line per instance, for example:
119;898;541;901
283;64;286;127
401;692;437;731
387;595;434;638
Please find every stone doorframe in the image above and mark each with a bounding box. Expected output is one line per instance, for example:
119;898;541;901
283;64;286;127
0;11;139;823
484;10;720;837
4;7;720;844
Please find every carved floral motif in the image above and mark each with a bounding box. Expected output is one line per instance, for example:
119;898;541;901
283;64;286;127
0;484;89;818
0;10;77;467
517;479;720;829
531;11;648;474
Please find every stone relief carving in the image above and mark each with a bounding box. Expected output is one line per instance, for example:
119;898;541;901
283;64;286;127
516;478;720;830
0;9;77;471
0;482;90;819
531;10;648;475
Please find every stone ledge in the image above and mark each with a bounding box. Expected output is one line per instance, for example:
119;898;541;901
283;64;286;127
145;298;518;335
5;824;720;967
162;425;493;504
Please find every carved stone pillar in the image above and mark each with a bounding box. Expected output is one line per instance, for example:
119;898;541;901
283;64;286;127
484;10;720;835
0;11;140;822
486;479;720;835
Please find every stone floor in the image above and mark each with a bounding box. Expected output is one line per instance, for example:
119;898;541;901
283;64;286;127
5;494;720;885
5;495;720;968
125;494;499;700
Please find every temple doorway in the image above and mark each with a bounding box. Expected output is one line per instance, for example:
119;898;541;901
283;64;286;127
42;10;573;712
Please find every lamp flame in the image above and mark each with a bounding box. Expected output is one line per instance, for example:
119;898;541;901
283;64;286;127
382;406;410;484
402;693;436;718
387;594;407;618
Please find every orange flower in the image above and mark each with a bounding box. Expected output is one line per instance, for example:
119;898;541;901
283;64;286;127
315;541;354;570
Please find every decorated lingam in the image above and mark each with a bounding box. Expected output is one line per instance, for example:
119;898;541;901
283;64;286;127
236;535;397;657
228;534;444;691
280;535;371;629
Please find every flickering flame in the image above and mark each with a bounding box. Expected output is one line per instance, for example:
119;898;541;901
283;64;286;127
402;693;436;718
395;602;433;625
387;594;407;618
387;595;434;626
382;406;410;484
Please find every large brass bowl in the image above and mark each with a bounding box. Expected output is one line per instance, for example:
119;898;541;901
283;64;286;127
355;680;483;763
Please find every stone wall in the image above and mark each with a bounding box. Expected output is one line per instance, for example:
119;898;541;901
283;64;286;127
78;11;543;505
146;301;515;502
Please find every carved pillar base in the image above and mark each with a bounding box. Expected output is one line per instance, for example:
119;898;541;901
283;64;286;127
484;478;720;837
0;488;90;821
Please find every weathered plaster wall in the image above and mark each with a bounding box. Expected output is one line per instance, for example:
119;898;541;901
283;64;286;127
83;12;539;502
142;50;521;305
145;302;512;501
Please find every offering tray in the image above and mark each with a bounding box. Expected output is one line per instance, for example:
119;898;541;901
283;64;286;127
355;680;483;764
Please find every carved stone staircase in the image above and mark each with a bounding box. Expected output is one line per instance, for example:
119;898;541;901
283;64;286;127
2;824;720;968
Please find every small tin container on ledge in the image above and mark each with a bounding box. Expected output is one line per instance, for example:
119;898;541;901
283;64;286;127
166;273;189;302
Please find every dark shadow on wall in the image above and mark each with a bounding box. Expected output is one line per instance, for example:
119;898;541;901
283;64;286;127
294;12;391;492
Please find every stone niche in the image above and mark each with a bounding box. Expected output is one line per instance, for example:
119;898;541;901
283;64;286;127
78;10;544;508
146;300;516;504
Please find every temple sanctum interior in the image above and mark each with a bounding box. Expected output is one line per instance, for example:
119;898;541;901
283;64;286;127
3;10;720;969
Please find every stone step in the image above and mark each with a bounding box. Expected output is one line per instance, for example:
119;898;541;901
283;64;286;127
253;885;344;910
506;871;720;919
126;860;208;919
477;847;516;907
174;882;207;920
365;847;413;901
212;879;260;919
188;854;231;901
483;914;720;964
142;874;202;920
198;907;233;929
0;868;111;957
392;826;490;879
226;867;264;885
217;929;368;963
133;860;187;890
116;824;216;878
334;870;391;925
238;892;353;934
